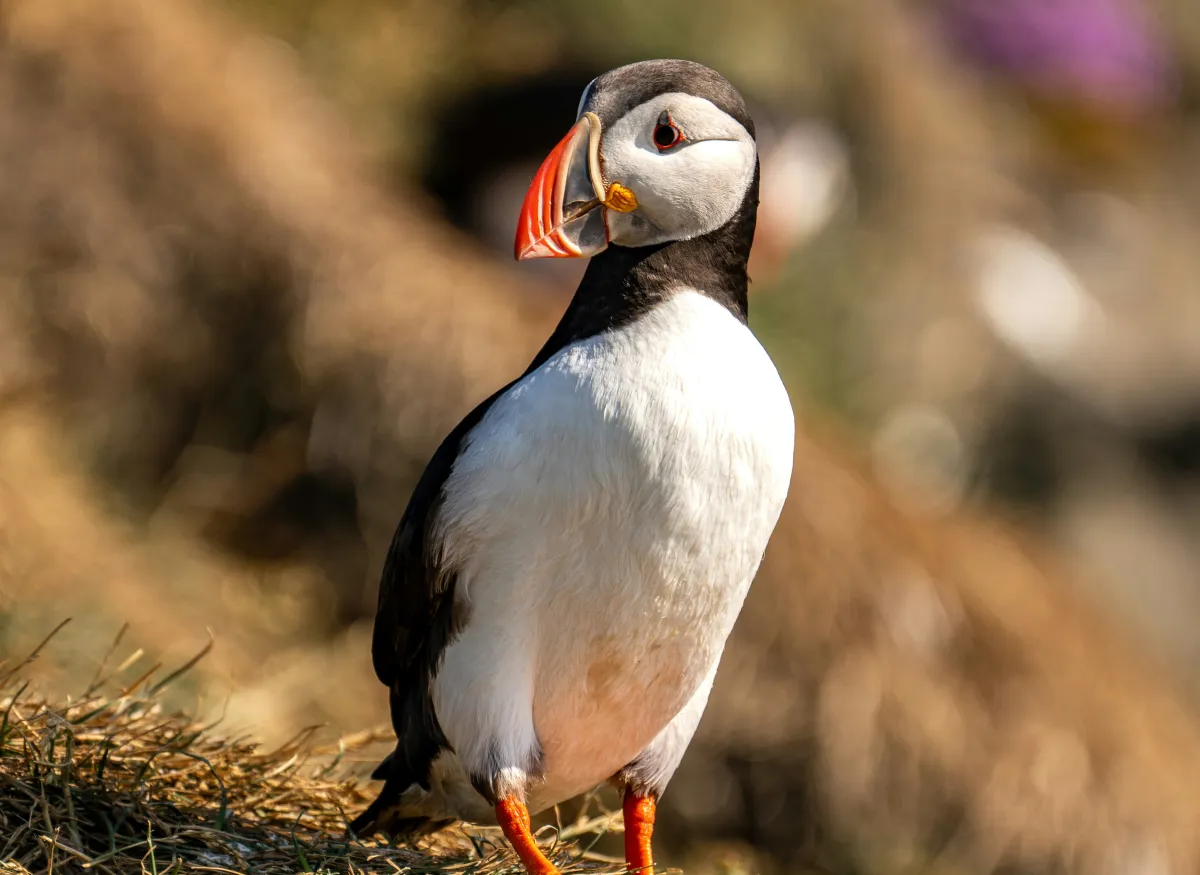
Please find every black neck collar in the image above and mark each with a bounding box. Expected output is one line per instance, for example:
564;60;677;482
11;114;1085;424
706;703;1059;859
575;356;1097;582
524;164;759;374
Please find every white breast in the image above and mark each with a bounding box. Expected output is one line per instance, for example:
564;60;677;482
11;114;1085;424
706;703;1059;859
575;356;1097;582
430;290;795;813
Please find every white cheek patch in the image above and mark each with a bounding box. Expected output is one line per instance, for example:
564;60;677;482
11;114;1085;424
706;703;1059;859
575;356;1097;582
609;139;756;243
599;92;756;247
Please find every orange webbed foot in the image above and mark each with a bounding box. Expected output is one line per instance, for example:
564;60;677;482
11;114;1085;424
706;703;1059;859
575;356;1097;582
496;795;559;875
623;787;656;875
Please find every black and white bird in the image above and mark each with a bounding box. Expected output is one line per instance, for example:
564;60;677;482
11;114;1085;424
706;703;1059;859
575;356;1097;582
352;59;795;875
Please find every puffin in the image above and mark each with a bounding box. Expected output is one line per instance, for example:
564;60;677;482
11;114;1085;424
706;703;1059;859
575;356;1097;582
352;59;795;875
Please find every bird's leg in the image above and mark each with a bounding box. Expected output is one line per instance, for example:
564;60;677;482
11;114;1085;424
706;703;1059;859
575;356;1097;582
496;795;559;875
622;787;656;874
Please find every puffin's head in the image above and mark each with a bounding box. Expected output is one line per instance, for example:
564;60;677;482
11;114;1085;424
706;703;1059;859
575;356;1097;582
514;59;757;261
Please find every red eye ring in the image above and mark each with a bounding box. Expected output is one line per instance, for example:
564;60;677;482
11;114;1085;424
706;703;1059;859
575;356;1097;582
653;110;684;151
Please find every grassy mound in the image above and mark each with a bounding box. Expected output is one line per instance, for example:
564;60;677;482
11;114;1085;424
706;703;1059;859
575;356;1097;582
0;625;618;875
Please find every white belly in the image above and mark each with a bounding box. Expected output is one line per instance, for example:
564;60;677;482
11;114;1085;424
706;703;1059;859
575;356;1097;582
430;290;795;814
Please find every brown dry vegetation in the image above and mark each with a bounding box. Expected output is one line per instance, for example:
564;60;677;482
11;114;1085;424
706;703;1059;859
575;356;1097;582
3;1;1200;874
0;0;563;619
0;637;619;875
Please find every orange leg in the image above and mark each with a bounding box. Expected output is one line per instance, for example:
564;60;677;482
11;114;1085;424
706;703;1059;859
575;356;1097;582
496;795;559;875
623;788;656;874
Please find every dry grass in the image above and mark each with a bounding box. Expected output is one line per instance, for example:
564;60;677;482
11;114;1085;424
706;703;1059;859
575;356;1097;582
0;626;623;875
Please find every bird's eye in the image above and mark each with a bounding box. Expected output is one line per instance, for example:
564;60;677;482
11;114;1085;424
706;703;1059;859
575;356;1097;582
653;111;683;151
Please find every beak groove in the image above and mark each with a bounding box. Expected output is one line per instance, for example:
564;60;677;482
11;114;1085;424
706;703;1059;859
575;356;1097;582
515;112;610;261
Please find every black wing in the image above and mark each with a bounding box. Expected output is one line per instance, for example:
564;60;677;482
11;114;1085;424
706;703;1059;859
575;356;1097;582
368;385;511;791
366;299;609;798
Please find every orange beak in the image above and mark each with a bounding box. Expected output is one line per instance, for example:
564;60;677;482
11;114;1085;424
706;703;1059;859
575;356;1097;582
514;112;610;261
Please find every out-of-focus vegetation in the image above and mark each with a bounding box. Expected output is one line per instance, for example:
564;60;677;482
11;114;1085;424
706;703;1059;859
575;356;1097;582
6;0;1200;872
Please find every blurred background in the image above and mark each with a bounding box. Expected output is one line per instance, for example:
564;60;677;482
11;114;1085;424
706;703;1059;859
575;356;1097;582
5;0;1200;872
